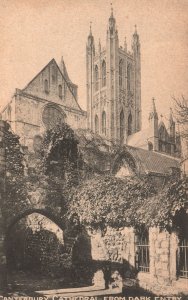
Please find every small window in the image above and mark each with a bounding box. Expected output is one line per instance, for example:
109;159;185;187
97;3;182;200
59;85;63;99
135;228;150;273
52;65;56;83
148;142;153;151
44;79;49;94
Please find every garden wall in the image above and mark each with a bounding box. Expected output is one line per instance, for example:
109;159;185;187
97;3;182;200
89;226;188;294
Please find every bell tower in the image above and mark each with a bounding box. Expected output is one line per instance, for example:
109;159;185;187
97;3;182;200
86;8;142;145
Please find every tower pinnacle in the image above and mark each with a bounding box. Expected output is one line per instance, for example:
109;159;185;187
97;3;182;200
110;2;113;17
89;21;92;35
87;21;94;48
108;3;116;34
149;97;158;120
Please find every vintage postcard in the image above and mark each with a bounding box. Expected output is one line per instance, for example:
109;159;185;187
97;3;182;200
0;0;188;299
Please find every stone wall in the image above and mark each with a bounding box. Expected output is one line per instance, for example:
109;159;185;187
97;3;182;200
9;90;86;151
89;226;188;293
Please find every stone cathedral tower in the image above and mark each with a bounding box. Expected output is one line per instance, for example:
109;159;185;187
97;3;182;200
86;9;141;144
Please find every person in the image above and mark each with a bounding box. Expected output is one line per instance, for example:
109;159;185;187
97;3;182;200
103;263;111;289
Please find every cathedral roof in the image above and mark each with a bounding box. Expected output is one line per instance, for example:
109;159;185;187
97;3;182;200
21;58;83;112
126;145;180;175
75;129;180;176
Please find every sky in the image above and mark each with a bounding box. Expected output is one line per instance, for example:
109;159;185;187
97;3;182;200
0;0;188;127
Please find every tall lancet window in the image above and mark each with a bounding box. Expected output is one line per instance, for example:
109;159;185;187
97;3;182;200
120;110;125;142
102;111;106;135
119;59;123;87
95;115;99;134
127;64;131;91
128;113;132;136
44;79;49;94
102;60;106;87
94;65;99;91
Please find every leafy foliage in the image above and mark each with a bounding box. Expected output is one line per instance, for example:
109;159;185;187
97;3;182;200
40;123;83;188
68;175;156;229
173;95;188;141
25;123;84;214
2;122;29;223
141;177;188;229
69;175;188;230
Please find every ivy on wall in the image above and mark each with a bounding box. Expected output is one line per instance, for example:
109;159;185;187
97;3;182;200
68;175;188;230
2;122;29;224
2;121;188;232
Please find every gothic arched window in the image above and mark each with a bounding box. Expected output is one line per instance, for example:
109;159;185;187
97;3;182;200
102;111;106;135
128;113;132;136
127;64;131;91
95;115;99;134
42;105;65;130
44;79;49;94
102;60;106;87
94;65;99;91
58;84;63;99
52;65;56;83
120;110;125;142
119;59;123;87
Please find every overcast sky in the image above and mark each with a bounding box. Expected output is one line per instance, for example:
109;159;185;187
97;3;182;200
0;0;188;127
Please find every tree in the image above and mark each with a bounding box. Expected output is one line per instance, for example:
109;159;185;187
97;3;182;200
173;95;188;141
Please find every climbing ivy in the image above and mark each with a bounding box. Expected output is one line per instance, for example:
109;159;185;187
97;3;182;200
68;175;157;229
140;177;188;229
68;175;188;230
2;122;29;223
40;123;83;188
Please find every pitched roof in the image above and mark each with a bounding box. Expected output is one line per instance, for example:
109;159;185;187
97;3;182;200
126;145;180;175
22;58;83;112
75;129;180;176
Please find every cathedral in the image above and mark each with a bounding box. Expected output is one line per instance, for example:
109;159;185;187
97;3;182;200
86;9;141;144
1;57;87;151
1;9;181;157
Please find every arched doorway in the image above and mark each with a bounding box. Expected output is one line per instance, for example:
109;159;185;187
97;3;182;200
6;209;94;291
6;211;66;291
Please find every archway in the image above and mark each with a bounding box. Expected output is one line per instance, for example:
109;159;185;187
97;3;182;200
5;209;94;291
6;210;66;291
112;149;137;178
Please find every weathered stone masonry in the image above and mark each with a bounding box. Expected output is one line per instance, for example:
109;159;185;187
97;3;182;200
90;226;188;294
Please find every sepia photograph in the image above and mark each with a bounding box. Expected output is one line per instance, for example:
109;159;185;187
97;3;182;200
0;0;188;299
